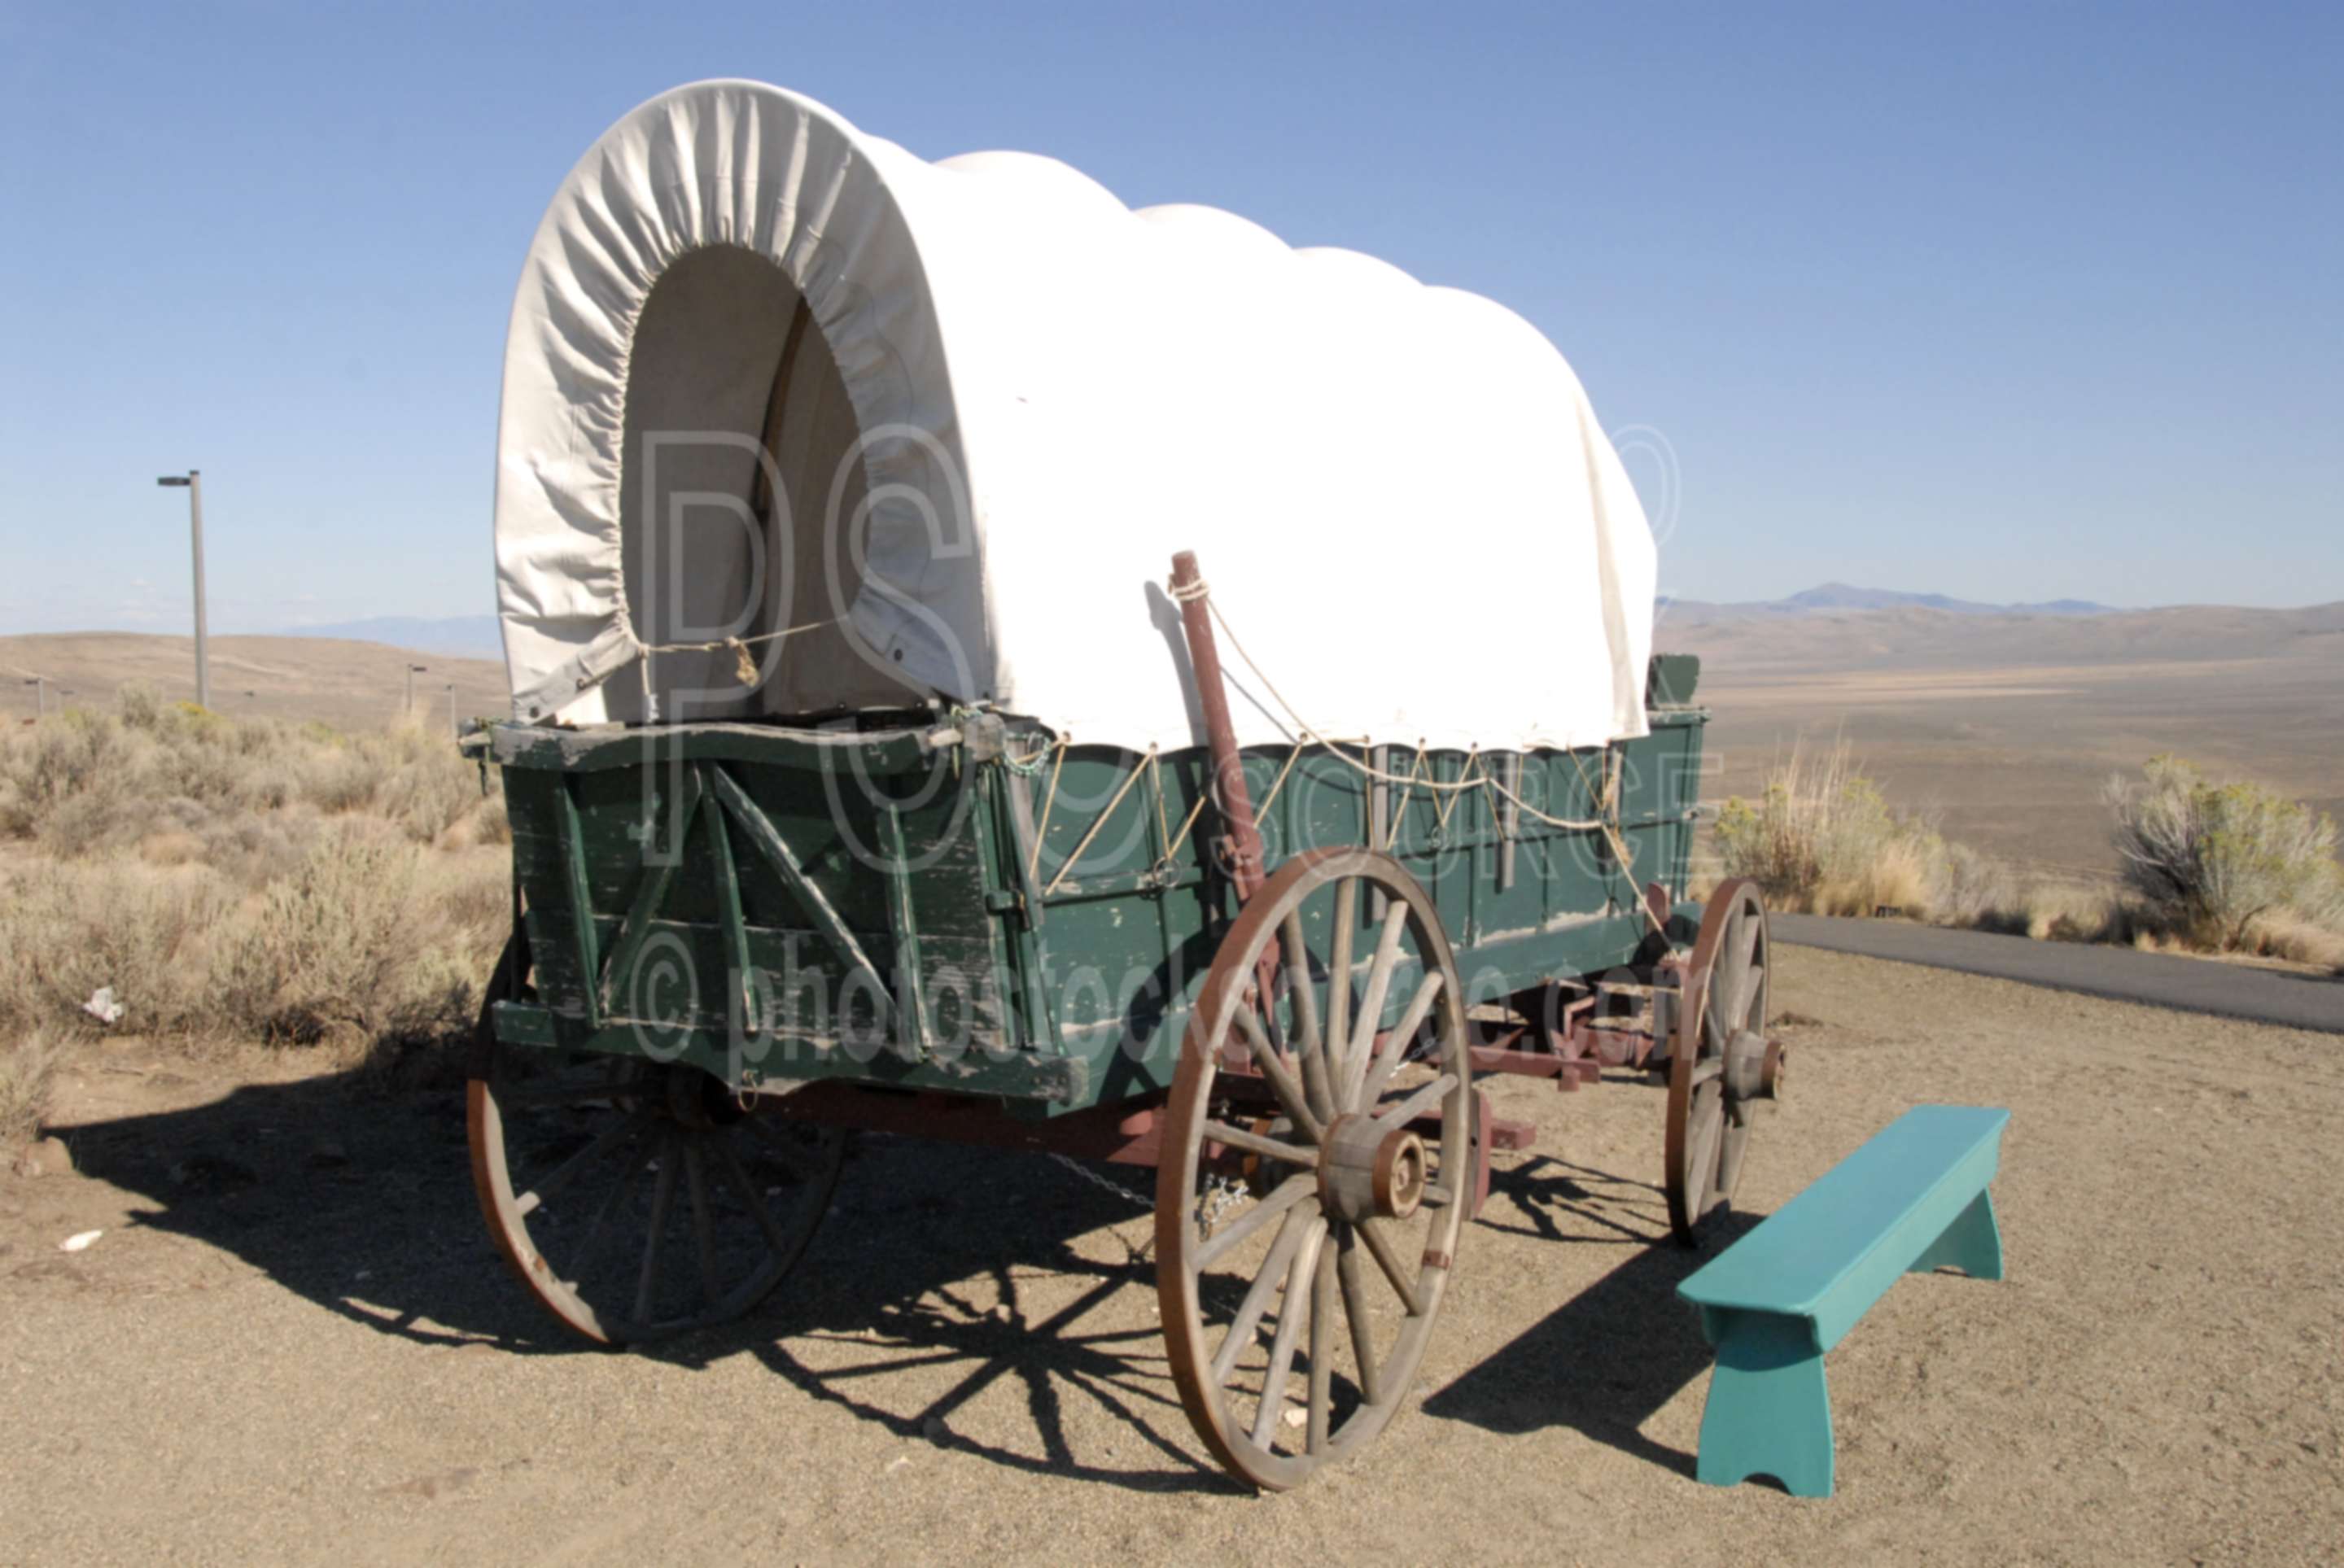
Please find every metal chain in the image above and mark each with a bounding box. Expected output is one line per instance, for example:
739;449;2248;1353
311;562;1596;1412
1043;1154;1251;1269
1196;1174;1249;1234
1047;1151;1154;1208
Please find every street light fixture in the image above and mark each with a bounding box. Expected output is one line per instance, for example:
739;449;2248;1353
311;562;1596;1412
22;675;46;717
405;662;429;716
444;681;458;738
156;470;210;709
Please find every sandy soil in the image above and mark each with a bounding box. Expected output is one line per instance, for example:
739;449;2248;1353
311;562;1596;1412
4;946;2339;1564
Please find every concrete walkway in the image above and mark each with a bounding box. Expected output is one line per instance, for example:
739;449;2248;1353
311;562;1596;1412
1772;914;2344;1035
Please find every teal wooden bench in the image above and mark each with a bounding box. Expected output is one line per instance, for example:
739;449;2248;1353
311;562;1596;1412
1677;1104;2009;1497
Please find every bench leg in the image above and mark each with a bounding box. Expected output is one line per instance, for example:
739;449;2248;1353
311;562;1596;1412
1909;1189;2003;1281
1695;1310;1834;1497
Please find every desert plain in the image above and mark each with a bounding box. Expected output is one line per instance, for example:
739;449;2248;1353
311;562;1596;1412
2;608;2340;1562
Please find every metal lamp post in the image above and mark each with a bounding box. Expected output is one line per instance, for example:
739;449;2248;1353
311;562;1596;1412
22;675;45;717
155;470;210;709
445;681;458;738
405;662;428;717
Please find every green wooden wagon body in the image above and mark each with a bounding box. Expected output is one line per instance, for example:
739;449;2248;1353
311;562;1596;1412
486;657;1708;1115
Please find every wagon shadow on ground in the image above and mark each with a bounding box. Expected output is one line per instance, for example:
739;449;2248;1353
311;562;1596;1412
54;1068;1746;1494
1424;1151;1759;1479
48;1068;1233;1490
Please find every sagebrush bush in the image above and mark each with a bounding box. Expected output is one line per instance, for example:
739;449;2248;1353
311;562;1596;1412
2105;756;2342;950
0;687;510;1065
1;688;498;858
0;857;234;1037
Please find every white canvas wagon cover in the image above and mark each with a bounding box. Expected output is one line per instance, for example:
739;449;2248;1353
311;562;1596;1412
493;80;1658;749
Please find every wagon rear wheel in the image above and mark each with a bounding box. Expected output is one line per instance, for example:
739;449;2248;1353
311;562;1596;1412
466;931;845;1344
1157;850;1472;1490
1664;879;1785;1244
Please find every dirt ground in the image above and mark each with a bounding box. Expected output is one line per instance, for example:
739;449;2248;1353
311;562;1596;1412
4;946;2339;1565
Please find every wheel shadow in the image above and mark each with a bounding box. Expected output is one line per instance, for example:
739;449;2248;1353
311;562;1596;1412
48;1068;1235;1493
1424;1154;1759;1479
53;1069;561;1349
55;1068;1744;1496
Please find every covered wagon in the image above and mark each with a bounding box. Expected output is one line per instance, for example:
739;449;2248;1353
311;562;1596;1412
470;80;1783;1490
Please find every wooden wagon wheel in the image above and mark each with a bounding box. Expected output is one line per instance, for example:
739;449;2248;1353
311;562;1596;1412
1664;878;1786;1245
466;929;846;1344
1157;849;1472;1490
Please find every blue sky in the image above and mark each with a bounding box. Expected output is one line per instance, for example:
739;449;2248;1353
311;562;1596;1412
1;1;2337;635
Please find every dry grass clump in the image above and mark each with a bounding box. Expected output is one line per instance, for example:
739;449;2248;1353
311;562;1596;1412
1712;740;1997;920
0;1033;62;1153
0;687;510;1072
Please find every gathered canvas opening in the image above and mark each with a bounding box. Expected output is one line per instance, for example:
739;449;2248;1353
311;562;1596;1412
614;244;921;723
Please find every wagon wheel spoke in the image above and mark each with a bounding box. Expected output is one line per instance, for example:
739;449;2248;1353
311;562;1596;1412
562;1135;652;1287
1335;1224;1384;1406
1196;1173;1316;1269
1356;970;1444;1113
514;1114;641;1216
1233;1004;1321;1142
711;1132;800;1256
1342;902;1411;1108
1371;1072;1457;1130
1306;1238;1337;1454
684;1139;724;1307
1715;1107;1755;1199
1734;907;1763;987
1353;1216;1424;1316
1280;908;1334;1122
1323;877;1357;1097
1725;961;1765;1035
1209;1211;1311;1387
1201;1119;1319;1168
1247;1218;1329;1449
1692;1086;1726;1215
632;1132;679;1325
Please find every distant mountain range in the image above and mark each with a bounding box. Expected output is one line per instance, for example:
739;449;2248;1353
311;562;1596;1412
291;585;2117;657
1660;582;2115;625
289;615;505;659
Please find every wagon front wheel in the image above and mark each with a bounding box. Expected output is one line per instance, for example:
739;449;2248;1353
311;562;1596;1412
466;935;845;1344
1157;850;1472;1490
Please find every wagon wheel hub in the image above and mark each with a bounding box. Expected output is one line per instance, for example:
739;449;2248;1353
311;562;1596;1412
1316;1114;1430;1223
1721;1029;1786;1104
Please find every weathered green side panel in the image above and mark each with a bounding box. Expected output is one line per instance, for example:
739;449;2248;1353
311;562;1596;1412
494;701;1708;1112
501;729;1016;1081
